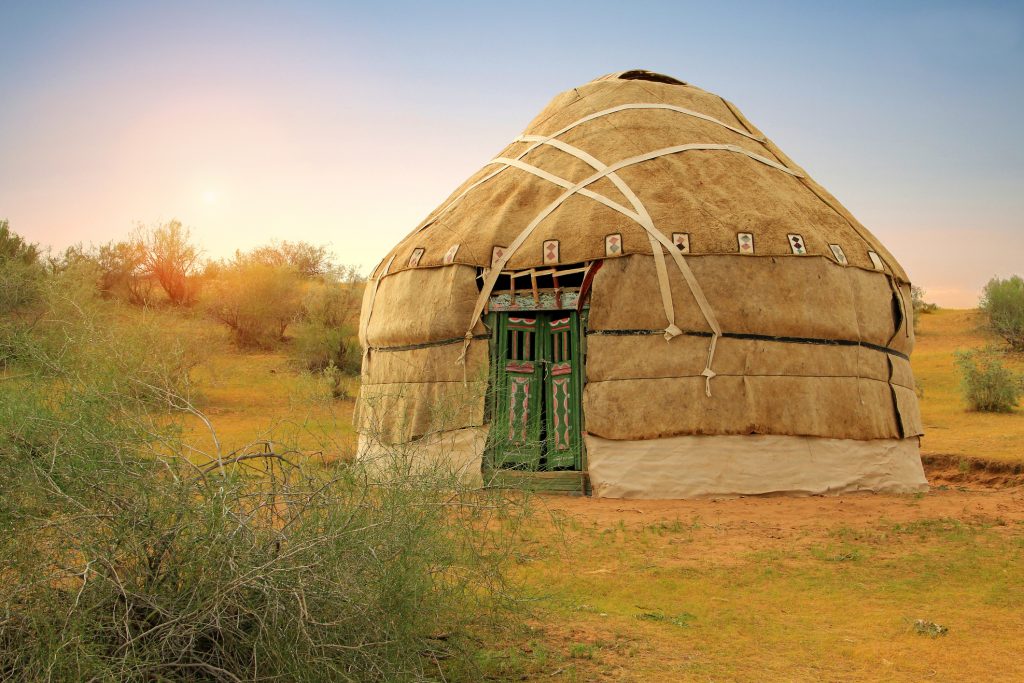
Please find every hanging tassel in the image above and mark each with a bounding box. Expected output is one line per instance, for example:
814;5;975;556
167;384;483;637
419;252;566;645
455;332;472;385
702;334;719;397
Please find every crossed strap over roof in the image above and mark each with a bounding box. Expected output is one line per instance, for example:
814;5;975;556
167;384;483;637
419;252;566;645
450;103;804;397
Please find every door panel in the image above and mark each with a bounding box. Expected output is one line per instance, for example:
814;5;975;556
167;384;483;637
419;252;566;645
489;311;583;472
493;315;543;469
544;314;582;469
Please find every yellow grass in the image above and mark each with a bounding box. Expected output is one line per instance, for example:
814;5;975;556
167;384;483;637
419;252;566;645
489;493;1024;682
173;316;358;462
913;308;1024;462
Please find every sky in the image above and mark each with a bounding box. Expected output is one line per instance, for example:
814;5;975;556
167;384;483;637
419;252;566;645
1;0;1022;307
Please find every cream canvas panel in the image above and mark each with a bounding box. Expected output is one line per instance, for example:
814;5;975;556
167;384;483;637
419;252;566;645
585;433;926;499
583;375;902;441
357;426;487;489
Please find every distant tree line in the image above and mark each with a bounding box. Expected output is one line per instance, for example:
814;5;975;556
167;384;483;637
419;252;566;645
1;218;366;382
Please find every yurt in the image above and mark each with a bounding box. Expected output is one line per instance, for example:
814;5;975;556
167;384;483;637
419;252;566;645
356;70;927;498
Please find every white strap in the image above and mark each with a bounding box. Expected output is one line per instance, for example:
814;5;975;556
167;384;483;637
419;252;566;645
464;140;771;393
467;141;789;329
405;102;773;239
509;137;682;341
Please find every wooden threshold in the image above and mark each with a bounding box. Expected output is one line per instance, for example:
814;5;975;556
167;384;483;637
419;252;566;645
483;468;589;495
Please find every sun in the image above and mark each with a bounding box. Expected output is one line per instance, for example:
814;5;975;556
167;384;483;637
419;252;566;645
202;190;220;205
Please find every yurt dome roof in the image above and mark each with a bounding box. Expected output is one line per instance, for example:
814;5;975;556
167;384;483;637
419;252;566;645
376;70;908;284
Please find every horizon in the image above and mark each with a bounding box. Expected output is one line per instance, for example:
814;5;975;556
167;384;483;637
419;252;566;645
2;1;1022;307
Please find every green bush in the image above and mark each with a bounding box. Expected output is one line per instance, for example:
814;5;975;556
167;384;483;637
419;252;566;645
292;276;365;374
1;284;523;681
911;285;937;333
980;275;1024;351
0;220;45;315
954;347;1023;412
204;262;304;348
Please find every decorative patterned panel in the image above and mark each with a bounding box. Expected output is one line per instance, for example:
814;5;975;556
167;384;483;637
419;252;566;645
543;240;560;265
408;248;424;267
737;232;754;255
788;234;807;255
507;376;532;443
605;233;622;256
829;244;848;265
443;244;460;264
672;232;690;253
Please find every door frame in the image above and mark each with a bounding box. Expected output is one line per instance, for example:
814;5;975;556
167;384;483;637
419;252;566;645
485;310;587;477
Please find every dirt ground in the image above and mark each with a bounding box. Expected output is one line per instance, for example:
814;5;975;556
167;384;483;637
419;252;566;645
543;478;1024;531
490;471;1024;682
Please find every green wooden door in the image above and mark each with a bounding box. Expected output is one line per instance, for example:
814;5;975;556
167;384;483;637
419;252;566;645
492;315;544;469
489;311;583;472
543;313;583;470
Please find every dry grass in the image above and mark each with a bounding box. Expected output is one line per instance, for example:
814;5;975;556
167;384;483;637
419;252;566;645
170;314;359;461
914;309;1024;462
169;309;1024;681
488;492;1024;682
187;348;358;459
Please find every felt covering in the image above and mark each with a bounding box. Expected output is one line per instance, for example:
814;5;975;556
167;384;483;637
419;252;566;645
377;75;907;282
588;254;912;351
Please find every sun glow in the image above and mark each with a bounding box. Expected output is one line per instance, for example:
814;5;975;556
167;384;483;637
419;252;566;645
202;190;220;205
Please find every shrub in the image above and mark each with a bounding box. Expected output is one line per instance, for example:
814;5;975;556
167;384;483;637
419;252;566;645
0;284;523;681
204;262;304;348
980;275;1024;351
911;285;937;333
141;219;201;306
0;220;45;314
292;275;365;374
954;347;1023;412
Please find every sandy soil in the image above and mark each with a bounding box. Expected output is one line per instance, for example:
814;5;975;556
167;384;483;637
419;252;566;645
541;482;1024;532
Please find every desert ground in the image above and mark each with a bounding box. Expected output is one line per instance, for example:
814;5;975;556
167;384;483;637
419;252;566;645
177;306;1023;681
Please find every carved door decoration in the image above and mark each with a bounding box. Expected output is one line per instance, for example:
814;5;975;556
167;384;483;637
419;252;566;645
493;316;544;469
489;312;583;472
544;314;582;469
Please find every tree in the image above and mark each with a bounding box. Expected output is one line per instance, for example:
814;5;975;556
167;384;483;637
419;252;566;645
141;220;200;305
0;219;41;265
204;262;303;348
0;220;45;314
97;239;152;304
980;276;1024;351
292;271;366;374
911;285;937;333
243;240;336;279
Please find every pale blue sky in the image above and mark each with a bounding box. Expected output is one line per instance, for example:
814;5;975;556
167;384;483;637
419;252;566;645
1;0;1022;305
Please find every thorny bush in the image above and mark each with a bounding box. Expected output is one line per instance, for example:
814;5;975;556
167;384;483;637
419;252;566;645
0;278;526;681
